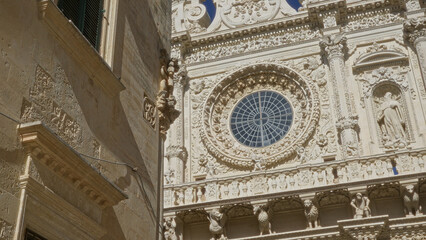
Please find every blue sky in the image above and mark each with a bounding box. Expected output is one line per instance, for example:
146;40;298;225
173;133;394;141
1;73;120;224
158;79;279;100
203;0;302;21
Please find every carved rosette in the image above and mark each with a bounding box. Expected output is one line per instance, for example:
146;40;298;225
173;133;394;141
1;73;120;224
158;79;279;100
200;63;320;169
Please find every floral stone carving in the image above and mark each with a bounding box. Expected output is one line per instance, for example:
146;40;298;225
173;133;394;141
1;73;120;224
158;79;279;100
200;63;320;169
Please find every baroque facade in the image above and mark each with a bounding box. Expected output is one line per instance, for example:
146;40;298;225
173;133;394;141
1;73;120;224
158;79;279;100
164;0;426;239
0;0;174;240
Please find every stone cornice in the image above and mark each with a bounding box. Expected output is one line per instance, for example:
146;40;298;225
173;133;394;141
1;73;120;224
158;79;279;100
19;176;106;239
36;0;125;97
18;121;128;208
172;0;405;47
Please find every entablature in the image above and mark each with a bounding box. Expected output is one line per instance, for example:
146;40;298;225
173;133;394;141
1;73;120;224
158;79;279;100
18;121;128;208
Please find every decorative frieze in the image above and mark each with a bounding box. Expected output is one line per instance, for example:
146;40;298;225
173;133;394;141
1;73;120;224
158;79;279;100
164;148;426;208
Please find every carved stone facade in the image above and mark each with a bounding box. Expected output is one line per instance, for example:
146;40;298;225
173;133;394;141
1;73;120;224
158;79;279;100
165;0;426;239
0;0;172;239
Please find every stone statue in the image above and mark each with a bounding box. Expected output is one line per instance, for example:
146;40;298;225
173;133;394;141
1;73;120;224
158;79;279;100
207;210;227;240
297;146;307;164
163;217;178;240
303;199;320;229
403;185;422;216
350;193;371;219
164;169;175;184
251;153;265;171
253;204;272;235
377;92;407;148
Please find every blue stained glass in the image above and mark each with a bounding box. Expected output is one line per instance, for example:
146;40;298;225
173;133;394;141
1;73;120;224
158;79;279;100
230;91;293;148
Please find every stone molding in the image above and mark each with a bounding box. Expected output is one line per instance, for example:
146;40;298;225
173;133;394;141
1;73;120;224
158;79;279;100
36;0;125;97
18;121;128;208
172;0;405;46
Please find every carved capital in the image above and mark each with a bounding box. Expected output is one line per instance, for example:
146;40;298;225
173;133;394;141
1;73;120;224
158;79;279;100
403;17;426;45
166;145;188;161
320;33;347;59
336;116;359;131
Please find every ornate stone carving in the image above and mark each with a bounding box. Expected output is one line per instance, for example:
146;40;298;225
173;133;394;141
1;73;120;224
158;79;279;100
357;67;409;98
163;217;178;240
373;87;409;149
0;219;13;240
402;184;422;216
253;204;273;235
172;0;210;34
404;0;422;11
350;193;371;219
166;145;188;183
21;65;82;148
186;26;321;64
158;59;180;138
343;10;404;33
200;63;320;169
303;199;320;229
207;210;227;240
320;34;347;59
143;96;156;128
403;17;426;44
207;0;297;32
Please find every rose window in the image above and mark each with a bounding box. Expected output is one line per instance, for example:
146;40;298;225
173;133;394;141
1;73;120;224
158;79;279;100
230;91;293;148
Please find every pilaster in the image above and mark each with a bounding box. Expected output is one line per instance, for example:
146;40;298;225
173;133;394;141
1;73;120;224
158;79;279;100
404;17;426;91
320;33;359;158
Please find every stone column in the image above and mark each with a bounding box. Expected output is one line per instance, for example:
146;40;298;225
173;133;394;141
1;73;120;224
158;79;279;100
320;34;359;158
404;17;426;90
166;145;188;184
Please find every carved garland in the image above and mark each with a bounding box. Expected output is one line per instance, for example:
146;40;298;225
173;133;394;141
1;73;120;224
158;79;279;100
200;63;320;169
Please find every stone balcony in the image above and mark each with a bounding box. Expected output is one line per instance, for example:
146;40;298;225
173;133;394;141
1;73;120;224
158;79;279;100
164;148;426;210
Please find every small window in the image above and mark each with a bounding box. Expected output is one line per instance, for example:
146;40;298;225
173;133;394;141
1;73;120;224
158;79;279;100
25;229;47;240
58;0;104;50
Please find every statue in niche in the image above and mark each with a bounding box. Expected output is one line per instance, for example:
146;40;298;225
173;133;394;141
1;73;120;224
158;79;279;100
350;193;371;219
376;90;407;148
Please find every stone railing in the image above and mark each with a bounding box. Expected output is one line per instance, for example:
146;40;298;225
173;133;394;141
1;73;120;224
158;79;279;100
164;148;426;208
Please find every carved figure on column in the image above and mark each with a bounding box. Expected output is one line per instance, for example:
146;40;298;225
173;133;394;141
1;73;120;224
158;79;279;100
158;58;180;138
303;199;320;229
207;210;227;240
163;217;178;240
403;185;422;216
297;146;307;164
164;169;175;185
253;204;273;235
377;92;407;148
350;193;371;219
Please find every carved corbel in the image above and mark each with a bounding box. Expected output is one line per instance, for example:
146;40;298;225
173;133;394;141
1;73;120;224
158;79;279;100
401;184;423;216
157;58;181;139
252;202;273;235
206;208;228;240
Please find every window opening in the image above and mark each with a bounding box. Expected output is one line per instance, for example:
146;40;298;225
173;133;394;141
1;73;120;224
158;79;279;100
58;0;104;50
25;229;47;240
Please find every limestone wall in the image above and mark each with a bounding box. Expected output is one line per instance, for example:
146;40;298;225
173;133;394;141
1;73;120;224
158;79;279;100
0;0;171;239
